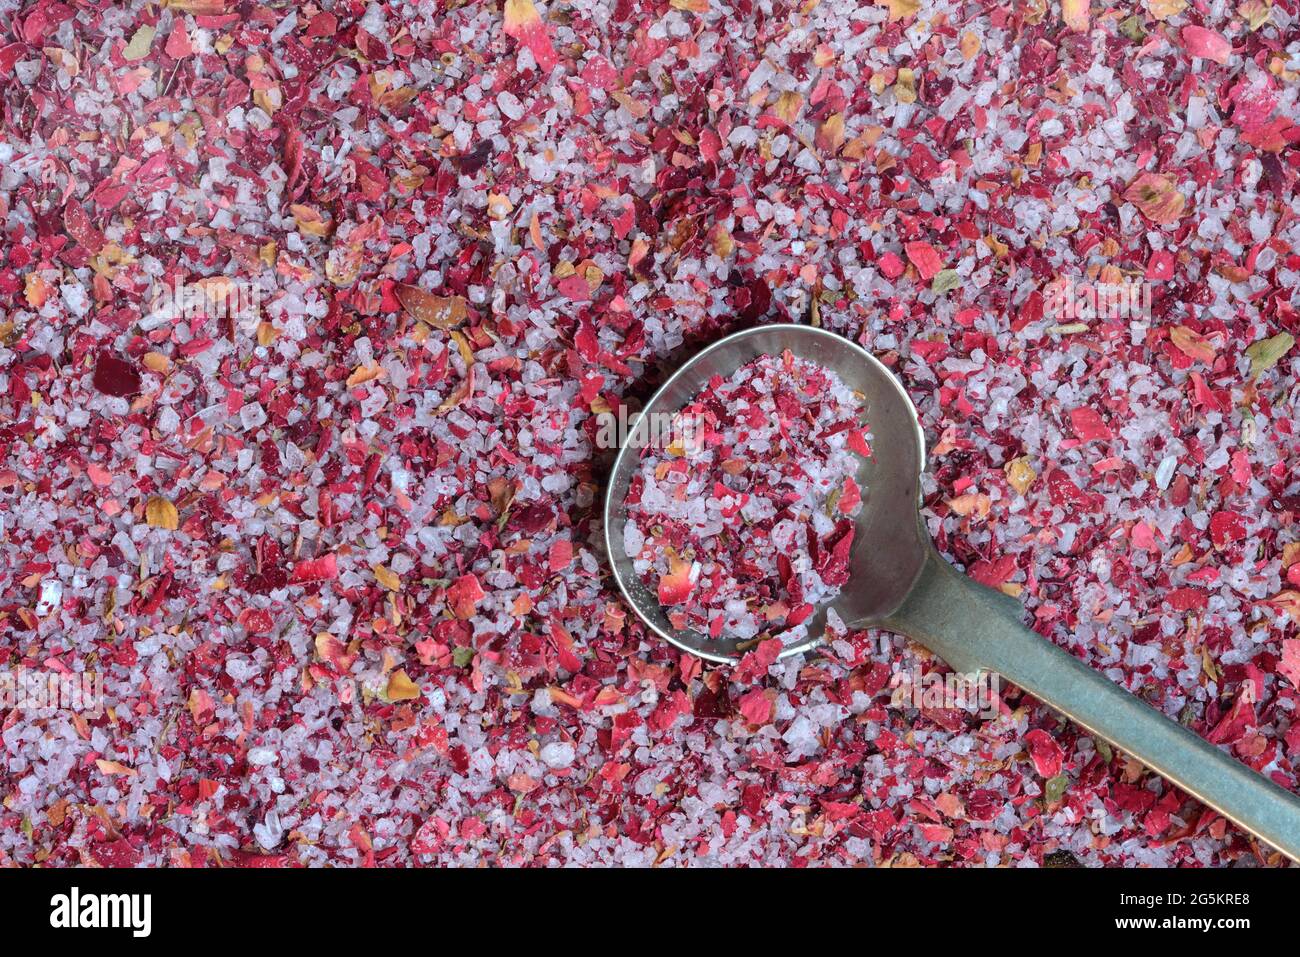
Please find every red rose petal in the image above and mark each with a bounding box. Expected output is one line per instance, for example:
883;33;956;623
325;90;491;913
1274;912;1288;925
92;352;142;397
904;241;944;281
1024;729;1065;779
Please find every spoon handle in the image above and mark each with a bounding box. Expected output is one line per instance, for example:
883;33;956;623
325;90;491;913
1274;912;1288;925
884;547;1300;863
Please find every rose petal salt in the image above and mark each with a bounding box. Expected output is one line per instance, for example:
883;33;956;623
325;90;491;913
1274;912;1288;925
625;350;870;643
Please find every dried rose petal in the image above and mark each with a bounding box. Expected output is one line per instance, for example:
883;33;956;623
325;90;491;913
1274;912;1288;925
92;352;142;397
290;554;338;584
502;0;558;72
1061;0;1089;32
1169;326;1216;363
1024;729;1065;779
1208;510;1246;550
904;241;944;281
1181;25;1232;64
657;556;696;606
1279;641;1300;689
395;285;468;328
1069;407;1112;443
446;574;486;619
1123;172;1187;225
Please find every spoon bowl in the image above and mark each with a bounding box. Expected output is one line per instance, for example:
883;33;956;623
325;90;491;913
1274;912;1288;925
602;322;1300;862
602;324;925;662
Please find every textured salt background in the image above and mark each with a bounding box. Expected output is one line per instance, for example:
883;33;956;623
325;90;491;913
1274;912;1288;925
0;0;1298;867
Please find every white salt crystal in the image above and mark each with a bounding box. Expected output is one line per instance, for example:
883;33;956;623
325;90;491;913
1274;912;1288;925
539;741;575;768
497;90;525;120
61;282;90;317
1155;455;1177;490
35;579;62;616
248;747;278;767
239;402;268;431
271;11;297;42
156;406;180;434
623;522;644;558
254;811;283;850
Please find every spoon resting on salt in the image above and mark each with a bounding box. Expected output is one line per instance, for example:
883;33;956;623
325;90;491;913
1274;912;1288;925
603;323;1300;863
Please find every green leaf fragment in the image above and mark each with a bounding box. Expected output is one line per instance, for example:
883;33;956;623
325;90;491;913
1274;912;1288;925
452;646;475;668
824;486;841;517
123;24;156;61
1245;332;1294;378
931;269;960;294
1044;774;1069;805
1119;15;1146;41
496;505;513;531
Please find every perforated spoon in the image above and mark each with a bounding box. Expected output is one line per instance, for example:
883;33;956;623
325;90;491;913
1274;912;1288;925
603;323;1300;863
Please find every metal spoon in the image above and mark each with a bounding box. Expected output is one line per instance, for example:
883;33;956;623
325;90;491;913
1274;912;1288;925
603;323;1300;862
